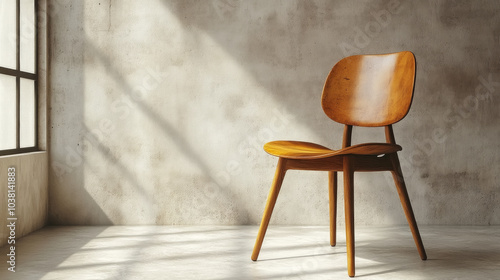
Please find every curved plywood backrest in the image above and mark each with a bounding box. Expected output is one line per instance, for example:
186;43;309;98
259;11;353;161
321;51;416;127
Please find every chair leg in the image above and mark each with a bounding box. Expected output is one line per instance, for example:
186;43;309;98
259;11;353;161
343;157;355;277
328;171;338;246
251;157;287;261
390;154;427;260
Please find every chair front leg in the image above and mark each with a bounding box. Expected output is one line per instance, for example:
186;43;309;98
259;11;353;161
343;157;355;277
329;171;338;246
251;157;287;261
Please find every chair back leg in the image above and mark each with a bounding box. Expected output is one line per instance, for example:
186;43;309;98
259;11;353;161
329;171;338;246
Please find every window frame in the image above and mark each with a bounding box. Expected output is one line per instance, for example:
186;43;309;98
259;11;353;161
0;0;38;156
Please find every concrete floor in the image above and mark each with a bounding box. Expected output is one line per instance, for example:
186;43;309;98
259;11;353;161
0;226;499;280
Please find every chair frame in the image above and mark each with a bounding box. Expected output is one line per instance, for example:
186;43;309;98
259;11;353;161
250;52;427;277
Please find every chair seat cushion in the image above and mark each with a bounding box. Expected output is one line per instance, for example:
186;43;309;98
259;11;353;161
264;141;402;159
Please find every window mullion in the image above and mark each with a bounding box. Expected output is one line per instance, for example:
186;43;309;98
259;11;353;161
16;0;21;149
16;77;20;149
34;0;39;148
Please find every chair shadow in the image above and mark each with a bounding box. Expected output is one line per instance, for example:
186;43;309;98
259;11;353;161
252;226;500;278
258;251;341;262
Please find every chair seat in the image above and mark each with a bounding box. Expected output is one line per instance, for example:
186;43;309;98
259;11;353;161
264;141;402;159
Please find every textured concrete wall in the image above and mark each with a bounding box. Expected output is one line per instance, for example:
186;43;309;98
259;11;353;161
0;152;48;247
49;0;500;226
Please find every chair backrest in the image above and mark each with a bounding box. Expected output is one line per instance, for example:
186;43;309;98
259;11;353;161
321;51;416;127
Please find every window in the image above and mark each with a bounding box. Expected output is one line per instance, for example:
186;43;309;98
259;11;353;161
0;0;37;155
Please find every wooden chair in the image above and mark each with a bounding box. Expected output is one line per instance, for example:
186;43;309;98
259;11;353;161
250;51;427;277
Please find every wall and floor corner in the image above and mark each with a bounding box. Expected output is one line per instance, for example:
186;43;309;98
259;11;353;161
0;0;49;247
44;0;499;226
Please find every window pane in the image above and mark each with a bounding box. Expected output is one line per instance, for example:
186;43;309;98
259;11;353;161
0;0;17;69
20;78;35;148
20;0;35;73
0;74;17;150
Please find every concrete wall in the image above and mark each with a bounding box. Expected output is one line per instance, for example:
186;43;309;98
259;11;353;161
48;0;500;226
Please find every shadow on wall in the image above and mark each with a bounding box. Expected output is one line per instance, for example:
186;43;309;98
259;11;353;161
79;39;246;223
49;0;250;226
48;1;112;225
